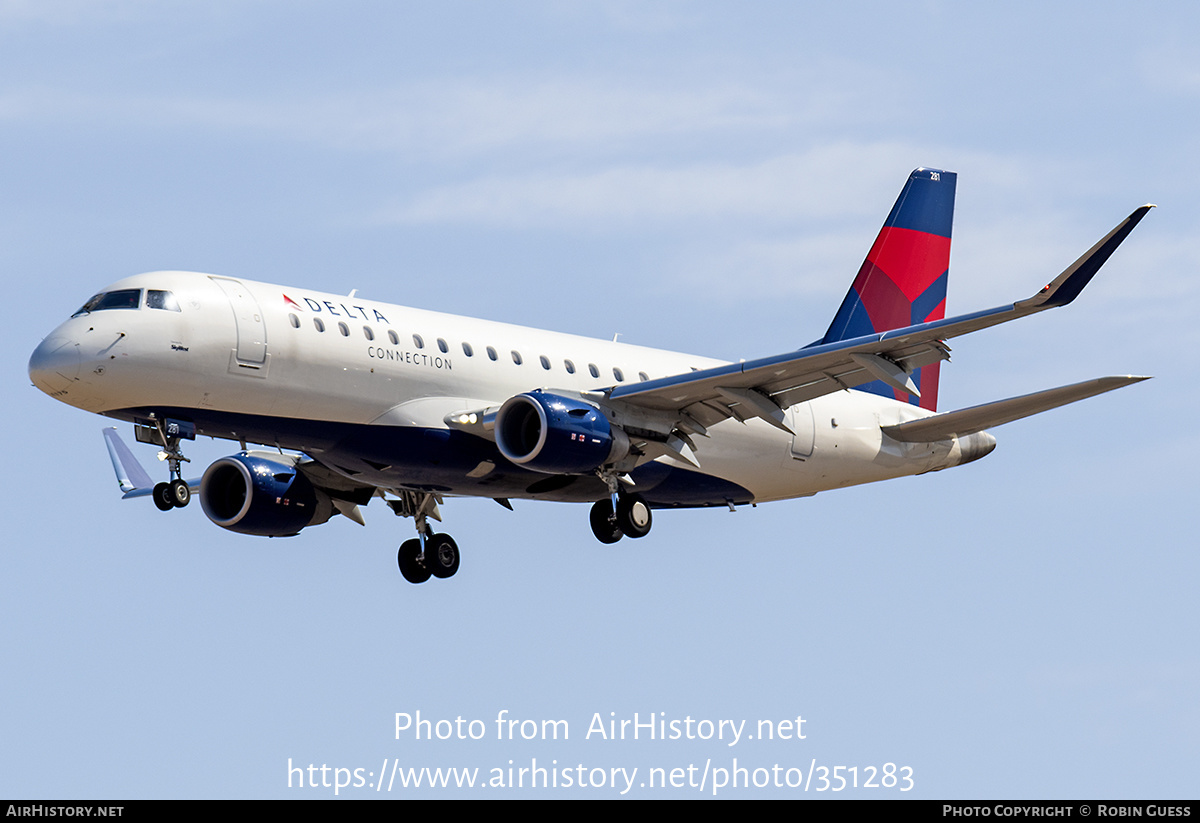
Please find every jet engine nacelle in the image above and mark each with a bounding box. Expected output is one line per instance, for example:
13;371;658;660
199;453;334;537
495;390;630;474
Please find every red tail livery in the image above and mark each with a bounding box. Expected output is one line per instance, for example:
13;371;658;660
822;168;955;410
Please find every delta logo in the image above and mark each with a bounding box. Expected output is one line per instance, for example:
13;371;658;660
282;293;390;325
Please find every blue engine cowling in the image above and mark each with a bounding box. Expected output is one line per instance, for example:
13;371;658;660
199;453;334;537
495;391;629;474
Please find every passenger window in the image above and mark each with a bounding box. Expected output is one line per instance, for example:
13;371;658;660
288;313;300;328
588;364;599;378
438;338;449;353
639;371;649;382
613;367;624;382
314;318;325;332
146;290;180;311
540;355;551;370
564;359;575;374
363;326;374;341
512;350;523;365
338;322;349;337
413;334;424;349
462;342;474;356
388;330;399;345
487;346;498;361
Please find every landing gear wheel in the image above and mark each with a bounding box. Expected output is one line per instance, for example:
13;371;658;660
589;499;624;544
426;533;460;579
153;482;174;511
616;493;652;539
397;538;431;584
169;478;191;508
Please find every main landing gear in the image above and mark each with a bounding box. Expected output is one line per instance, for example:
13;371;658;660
390;491;461;584
589;483;653;544
397;532;460;583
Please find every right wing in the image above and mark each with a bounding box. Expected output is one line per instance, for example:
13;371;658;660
605;205;1154;434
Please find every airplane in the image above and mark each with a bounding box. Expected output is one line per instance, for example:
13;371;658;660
28;168;1152;584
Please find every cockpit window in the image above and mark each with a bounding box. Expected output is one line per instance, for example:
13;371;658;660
146;290;181;311
73;289;142;316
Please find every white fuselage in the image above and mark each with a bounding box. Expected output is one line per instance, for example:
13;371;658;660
30;271;977;506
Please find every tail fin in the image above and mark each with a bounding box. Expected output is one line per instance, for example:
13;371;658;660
822;167;956;410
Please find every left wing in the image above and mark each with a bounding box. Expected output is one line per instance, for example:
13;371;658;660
103;427;156;495
103;428;371;526
103;427;201;498
606;205;1153;433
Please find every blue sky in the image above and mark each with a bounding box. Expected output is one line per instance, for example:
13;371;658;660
3;1;1196;798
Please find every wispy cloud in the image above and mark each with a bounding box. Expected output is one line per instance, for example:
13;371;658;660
1140;40;1200;96
0;0;182;25
0;79;825;155
388;142;923;227
0;55;902;160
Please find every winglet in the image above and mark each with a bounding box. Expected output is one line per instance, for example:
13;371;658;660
1016;205;1155;311
103;427;155;494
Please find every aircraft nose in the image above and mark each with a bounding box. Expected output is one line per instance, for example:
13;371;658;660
29;334;81;395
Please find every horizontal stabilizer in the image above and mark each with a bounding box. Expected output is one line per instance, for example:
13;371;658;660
881;376;1150;442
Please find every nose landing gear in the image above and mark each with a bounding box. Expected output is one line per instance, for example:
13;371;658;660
152;479;191;511
144;417;193;511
